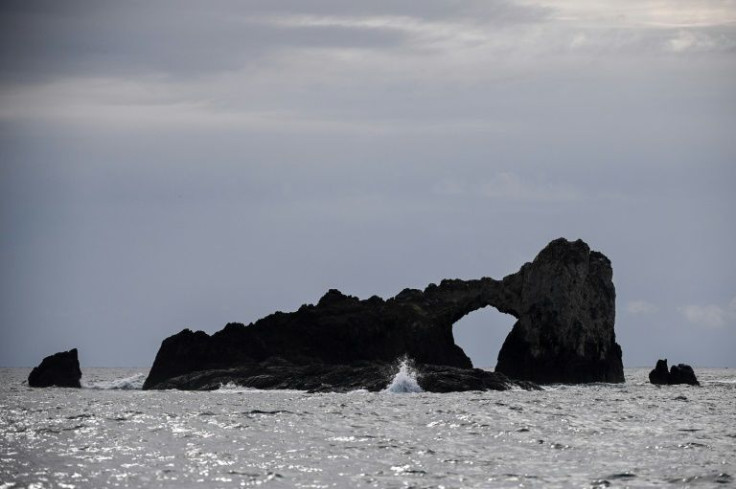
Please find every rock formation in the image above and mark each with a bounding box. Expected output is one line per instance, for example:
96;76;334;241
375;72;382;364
649;359;699;386
28;348;82;388
649;359;670;385
670;364;699;385
494;239;623;383
143;238;624;391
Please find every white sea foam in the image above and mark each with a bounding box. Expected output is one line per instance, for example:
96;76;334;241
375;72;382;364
84;372;147;390
347;388;370;394
383;358;423;393
215;382;261;394
215;383;302;394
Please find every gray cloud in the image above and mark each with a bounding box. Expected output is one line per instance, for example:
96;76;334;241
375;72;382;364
2;0;732;87
679;297;736;329
0;11;404;83
0;0;550;84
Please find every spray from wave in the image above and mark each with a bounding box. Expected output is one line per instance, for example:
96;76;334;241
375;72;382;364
384;357;423;393
84;373;147;390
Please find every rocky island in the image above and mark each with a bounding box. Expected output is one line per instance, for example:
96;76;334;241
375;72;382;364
28;348;82;388
143;238;624;392
649;359;699;386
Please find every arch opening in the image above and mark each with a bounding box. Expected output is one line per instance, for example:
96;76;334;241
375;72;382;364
452;306;516;369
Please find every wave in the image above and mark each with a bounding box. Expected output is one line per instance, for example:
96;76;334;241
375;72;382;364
383;358;423;393
215;383;303;394
218;382;243;391
83;373;147;390
704;379;736;386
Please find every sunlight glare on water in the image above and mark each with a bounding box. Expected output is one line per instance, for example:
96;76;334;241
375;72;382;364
1;368;734;488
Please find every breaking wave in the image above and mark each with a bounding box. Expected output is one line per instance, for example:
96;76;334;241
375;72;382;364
384;358;423;393
84;373;147;390
216;382;253;393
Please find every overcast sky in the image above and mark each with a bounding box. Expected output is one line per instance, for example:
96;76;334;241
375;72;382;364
1;0;735;368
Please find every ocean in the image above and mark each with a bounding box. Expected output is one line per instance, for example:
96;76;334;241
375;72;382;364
1;366;734;488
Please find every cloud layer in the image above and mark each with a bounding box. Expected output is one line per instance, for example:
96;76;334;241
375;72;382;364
1;0;734;367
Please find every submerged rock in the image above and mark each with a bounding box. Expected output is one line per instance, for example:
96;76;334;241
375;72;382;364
649;359;699;386
144;238;624;391
28;348;82;388
417;364;540;392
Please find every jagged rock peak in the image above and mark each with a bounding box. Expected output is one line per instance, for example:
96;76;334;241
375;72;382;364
318;289;360;307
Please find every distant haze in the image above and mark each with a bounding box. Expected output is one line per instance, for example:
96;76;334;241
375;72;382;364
1;1;734;368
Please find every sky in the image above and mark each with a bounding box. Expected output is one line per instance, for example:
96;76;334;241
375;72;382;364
1;0;735;368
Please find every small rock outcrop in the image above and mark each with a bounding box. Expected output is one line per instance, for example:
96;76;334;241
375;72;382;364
144;238;624;391
670;364;699;385
649;359;699;386
28;348;82;388
649;359;670;384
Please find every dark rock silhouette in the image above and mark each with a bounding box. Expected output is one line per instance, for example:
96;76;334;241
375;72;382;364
143;238;624;391
649;359;670;385
495;239;622;383
649;359;699;385
670;364;699;385
28;348;82;388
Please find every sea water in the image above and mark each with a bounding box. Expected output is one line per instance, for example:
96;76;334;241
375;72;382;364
1;366;734;488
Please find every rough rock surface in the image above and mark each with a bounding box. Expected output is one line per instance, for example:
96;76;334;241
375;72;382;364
143;238;624;390
494;239;623;383
649;359;699;386
28;348;82;388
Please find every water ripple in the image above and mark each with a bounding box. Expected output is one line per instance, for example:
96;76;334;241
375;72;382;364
1;367;735;488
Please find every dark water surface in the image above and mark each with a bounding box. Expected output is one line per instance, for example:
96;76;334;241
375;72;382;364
1;367;734;488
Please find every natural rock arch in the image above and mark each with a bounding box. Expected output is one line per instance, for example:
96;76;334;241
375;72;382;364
143;238;624;389
451;306;516;368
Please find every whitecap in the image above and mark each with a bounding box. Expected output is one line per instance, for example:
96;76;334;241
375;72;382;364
84;373;147;390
